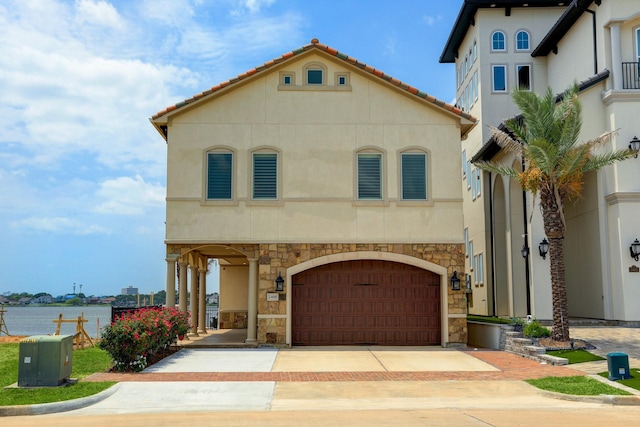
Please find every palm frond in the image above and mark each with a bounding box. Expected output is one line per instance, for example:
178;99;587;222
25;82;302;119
474;160;520;178
487;125;524;155
582;149;637;173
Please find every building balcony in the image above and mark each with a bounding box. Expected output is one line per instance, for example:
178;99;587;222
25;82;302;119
622;62;640;90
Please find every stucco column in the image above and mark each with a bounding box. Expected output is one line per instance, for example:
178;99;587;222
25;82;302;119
178;261;188;313
165;257;177;308
246;258;259;343
189;264;199;336
610;24;622;91
198;267;207;334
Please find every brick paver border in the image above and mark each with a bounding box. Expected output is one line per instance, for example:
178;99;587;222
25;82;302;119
85;350;583;383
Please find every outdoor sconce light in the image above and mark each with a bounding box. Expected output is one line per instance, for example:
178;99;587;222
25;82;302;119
520;244;529;258
450;271;461;291
630;239;640;262
275;273;284;292
629;136;640;158
539;238;549;260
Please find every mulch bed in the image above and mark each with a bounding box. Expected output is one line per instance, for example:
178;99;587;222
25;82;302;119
537;337;596;351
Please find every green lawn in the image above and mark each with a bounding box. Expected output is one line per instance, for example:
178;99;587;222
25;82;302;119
0;343;115;406
598;368;640;392
526;376;631;396
546;349;605;364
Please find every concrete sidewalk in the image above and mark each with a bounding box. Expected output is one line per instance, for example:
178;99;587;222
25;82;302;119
5;326;640;416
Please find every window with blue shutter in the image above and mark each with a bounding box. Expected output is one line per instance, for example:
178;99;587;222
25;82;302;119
207;152;232;200
253;152;277;199
401;153;427;200
357;153;382;200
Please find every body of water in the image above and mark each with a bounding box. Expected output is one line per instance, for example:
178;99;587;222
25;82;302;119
1;306;112;338
0;305;220;337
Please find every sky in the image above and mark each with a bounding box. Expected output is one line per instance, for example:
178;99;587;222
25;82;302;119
0;0;464;298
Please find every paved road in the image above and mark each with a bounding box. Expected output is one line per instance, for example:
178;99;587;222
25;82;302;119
3;327;640;425
5;406;640;426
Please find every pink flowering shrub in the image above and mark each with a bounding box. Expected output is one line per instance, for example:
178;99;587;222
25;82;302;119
99;307;191;372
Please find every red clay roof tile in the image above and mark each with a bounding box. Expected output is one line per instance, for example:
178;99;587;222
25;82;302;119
151;38;477;125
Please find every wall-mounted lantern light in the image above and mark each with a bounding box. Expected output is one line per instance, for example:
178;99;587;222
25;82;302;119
629;136;640;158
275;273;284;292
630;239;640;262
450;271;461;291
539;238;549;260
521;244;529;258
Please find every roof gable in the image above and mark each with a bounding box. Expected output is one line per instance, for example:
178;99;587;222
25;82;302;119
151;39;476;139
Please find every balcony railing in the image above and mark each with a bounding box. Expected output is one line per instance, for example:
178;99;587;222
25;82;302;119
622;62;640;89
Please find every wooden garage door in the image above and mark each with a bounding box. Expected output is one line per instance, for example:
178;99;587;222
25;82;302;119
292;260;440;346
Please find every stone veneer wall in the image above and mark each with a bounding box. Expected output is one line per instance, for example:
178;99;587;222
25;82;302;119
218;311;248;329
168;242;467;346
256;243;466;346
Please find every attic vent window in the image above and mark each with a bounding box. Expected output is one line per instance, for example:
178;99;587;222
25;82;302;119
283;75;292;85
307;69;323;85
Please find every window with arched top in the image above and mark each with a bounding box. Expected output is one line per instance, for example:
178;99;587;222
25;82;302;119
251;148;279;200
205;148;234;200
356;149;384;200
491;31;506;52
400;149;428;201
303;62;327;86
516;30;530;51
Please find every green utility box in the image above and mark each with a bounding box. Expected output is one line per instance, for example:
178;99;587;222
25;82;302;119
18;335;73;387
607;352;631;381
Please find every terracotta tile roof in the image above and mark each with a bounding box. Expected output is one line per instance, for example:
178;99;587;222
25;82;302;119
151;38;476;124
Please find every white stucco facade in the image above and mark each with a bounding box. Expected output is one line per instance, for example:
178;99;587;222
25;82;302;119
442;0;640;323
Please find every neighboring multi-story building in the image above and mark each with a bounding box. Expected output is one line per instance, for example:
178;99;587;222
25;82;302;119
121;286;139;295
151;39;476;347
441;0;640;324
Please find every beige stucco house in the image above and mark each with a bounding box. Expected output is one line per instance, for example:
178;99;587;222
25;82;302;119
151;39;476;347
441;0;640;325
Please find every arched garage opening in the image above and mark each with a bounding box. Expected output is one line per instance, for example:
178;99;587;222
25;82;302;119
285;252;448;346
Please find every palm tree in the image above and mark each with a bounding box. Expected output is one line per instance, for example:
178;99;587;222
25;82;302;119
476;84;635;342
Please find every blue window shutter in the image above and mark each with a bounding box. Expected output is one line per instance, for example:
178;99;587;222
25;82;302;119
401;153;427;200
358;153;382;199
207;153;232;199
253;153;277;199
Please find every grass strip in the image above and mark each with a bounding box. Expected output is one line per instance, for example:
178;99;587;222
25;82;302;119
0;343;115;406
526;376;631;396
598;368;640;391
546;349;605;364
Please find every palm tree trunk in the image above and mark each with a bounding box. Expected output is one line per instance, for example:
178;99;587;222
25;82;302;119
540;187;570;342
548;236;570;341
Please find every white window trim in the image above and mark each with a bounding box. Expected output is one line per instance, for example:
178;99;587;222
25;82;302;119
515;29;531;52
492;64;508;93
461;150;467;180
516;63;532;91
476;168;482;198
471;168;477;200
464;227;469;257
491;30;507;52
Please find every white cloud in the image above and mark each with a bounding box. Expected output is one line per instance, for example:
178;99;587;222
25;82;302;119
244;0;276;13
11;216;111;235
94;175;165;215
423;15;442;27
75;0;124;29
